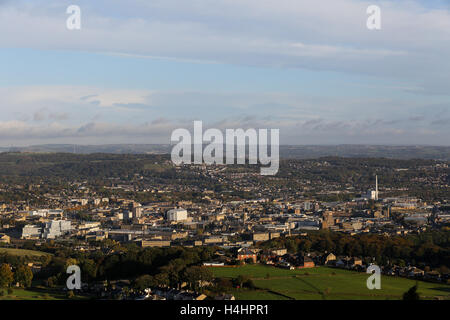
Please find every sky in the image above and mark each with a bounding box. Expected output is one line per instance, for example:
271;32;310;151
0;0;449;146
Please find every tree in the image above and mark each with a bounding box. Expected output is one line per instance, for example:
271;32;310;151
65;258;78;268
159;260;185;289
154;273;169;287
403;284;420;300
244;279;255;289
133;274;154;291
286;239;298;253
0;264;14;288
39;255;52;267
216;278;232;291
14;265;33;288
22;241;35;251
184;266;213;292
234;275;249;288
46;276;57;288
80;259;97;282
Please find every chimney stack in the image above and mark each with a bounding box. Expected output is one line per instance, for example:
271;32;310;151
375;175;379;200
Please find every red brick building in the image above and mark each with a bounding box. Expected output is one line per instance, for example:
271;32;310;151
297;256;315;268
237;248;257;263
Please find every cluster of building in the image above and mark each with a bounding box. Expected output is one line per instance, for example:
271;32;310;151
0;170;447;258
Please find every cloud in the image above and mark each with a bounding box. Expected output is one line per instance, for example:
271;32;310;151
80;94;98;101
0;0;449;93
33;110;46;122
431;118;449;126
2;86;148;107
0;114;447;146
49;112;70;121
0;84;448;145
409;115;425;121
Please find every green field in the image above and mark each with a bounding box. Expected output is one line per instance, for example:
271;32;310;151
0;287;83;300
0;248;52;258
210;265;450;300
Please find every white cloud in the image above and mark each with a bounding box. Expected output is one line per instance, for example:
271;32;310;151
1;86;151;108
0;0;449;87
0;96;448;146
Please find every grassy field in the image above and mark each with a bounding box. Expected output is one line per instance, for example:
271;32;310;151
0;288;63;300
0;287;86;300
210;265;450;300
0;248;52;258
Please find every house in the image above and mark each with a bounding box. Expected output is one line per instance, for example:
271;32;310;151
335;256;362;269
259;248;286;262
324;253;336;265
408;268;424;278
271;248;287;256
296;255;315;268
252;233;269;242
258;250;274;262
335;259;346;268
237;248;257;263
196;294;207;300
350;257;363;267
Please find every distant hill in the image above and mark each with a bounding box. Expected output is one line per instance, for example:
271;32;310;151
0;144;449;160
279;145;450;161
0;144;172;155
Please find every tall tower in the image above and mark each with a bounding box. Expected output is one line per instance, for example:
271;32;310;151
321;211;334;229
375;175;379;201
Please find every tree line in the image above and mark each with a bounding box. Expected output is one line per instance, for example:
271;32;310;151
259;230;450;271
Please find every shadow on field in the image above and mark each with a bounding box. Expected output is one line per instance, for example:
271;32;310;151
294;277;327;300
429;287;450;293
